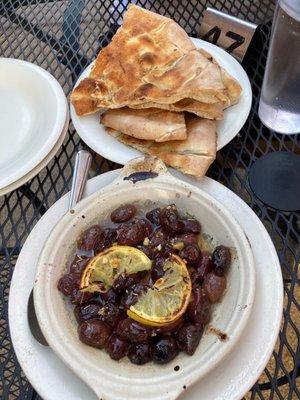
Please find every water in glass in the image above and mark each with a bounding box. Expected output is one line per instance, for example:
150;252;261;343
259;0;300;134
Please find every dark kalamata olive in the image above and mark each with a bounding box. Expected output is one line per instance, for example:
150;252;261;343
78;319;111;348
136;218;153;237
110;205;136;223
116;318;151;343
77;225;102;256
203;273;226;303
179;245;201;264
74;303;102;323
149;227;168;248
212;246;231;276
158;244;174;258
57;273;81;296
159;205;184;234
93;288;119;306
106;335;129;360
113;273;141;293
155;317;185;335
151;256;166;282
146;208;161;225
94;228;118;254
97;302;123;327
152;337;178;364
181;219;201;234
117;223;146;246
128;343;151;365
177;323;203;355
187;287;211;325
170;233;198;247
121;283;147;309
69;256;90;274
138;245;154;259
70;288;94;305
192;251;213;283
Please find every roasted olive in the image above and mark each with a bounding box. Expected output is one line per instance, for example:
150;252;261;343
110;205;136;223
170;233;198;247
128;343;151;365
181;219;201;234
138;245;154;259
203;273;226;303
106;335;129;360
149;227;168;248
117;224;146;246
98;302;124;327
116;318;151;343
113;273;141;293
212;246;231;276
136;218;153;237
94;228;118;253
187;287;211;325
121;283;147;309
70;288;94;305
69;256;90;274
57;273;80;296
152;337;178;364
74;303;102;323
78;319;111;348
159;204;184;233
93;288;119;306
157;244;174;258
146;208;161;225
155;317;184;335
177;323;203;355
77;225;102;256
179;245;201;264
192;251;213;283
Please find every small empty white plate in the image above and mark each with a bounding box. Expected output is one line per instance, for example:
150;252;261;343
0;58;68;190
71;38;252;165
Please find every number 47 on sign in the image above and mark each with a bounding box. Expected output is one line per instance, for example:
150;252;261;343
199;7;257;62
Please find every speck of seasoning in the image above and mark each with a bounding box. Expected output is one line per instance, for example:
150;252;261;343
82;215;85;219
174;365;180;371
70;209;75;214
183;385;186;390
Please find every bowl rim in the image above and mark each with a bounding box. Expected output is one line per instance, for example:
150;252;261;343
34;159;255;400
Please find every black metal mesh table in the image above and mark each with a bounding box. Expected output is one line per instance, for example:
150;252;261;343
0;1;299;399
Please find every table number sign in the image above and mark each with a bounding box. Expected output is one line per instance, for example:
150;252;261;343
199;7;257;62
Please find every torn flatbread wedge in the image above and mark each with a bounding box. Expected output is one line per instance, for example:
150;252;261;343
71;5;241;116
101;108;187;142
129;98;224;120
106;115;217;179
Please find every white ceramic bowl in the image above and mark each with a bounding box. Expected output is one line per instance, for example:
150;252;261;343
34;157;255;400
0;58;68;190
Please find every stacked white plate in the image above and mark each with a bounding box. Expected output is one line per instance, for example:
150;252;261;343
0;59;69;196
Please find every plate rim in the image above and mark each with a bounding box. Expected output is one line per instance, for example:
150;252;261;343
0;110;69;196
9;170;283;400
70;38;252;164
0;58;68;189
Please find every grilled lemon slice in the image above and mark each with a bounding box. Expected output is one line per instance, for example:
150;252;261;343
127;254;192;326
80;245;152;293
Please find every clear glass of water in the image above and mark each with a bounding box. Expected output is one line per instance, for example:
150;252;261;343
258;0;300;134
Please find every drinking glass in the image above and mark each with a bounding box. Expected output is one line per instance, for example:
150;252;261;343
258;0;300;134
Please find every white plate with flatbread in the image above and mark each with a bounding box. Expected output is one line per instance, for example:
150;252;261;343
71;38;251;165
